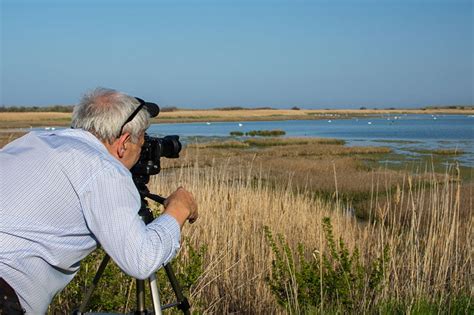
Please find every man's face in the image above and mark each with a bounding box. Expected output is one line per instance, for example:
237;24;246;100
123;132;145;169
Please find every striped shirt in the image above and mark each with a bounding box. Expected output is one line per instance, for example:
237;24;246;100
0;129;181;314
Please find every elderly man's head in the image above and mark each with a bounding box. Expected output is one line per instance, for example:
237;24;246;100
71;87;150;144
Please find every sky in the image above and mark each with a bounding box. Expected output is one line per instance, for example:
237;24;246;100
0;0;472;109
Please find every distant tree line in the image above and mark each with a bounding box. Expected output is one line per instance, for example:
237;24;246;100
0;105;74;112
0;105;181;113
213;106;275;110
422;105;473;110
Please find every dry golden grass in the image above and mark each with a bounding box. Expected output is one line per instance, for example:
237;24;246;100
150;158;472;313
0;112;71;129
182;139;400;196
0;112;71;121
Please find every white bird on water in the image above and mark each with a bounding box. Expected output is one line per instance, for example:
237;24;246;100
368;121;372;125
238;123;243;127
206;122;211;125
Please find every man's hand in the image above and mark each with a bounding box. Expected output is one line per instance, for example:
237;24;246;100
163;187;198;228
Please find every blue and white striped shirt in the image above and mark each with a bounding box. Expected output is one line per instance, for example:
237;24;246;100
0;129;181;314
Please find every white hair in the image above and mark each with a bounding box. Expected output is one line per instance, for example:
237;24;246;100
71;87;150;143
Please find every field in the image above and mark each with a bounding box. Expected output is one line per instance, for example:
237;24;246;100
0;112;472;313
49;143;472;314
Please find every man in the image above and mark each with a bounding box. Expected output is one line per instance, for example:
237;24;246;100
0;88;198;314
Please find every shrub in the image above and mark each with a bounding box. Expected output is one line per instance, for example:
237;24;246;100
245;129;286;137
264;217;390;313
230;131;244;136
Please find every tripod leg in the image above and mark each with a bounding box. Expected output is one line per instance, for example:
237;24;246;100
149;273;162;315
77;254;111;313
164;264;191;315
136;279;146;314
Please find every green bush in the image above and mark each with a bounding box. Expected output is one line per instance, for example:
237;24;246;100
264;217;390;313
246;129;286;137
230;131;244;136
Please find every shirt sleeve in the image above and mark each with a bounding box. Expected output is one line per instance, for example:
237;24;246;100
79;168;181;279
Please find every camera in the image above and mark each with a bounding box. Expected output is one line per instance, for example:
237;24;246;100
131;133;182;182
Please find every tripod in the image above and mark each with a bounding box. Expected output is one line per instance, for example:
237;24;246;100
74;184;190;315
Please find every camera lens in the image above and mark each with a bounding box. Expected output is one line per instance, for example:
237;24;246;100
160;135;181;158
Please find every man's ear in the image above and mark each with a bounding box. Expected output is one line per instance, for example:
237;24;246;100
116;133;131;158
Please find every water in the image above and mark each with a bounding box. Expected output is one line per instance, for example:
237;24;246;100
148;114;474;166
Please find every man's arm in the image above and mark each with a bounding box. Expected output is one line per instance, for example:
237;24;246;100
80;170;188;279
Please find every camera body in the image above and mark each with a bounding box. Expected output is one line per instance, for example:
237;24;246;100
131;133;182;183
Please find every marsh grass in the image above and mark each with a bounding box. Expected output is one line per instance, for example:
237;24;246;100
184;139;401;216
148;155;472;313
411;148;465;155
242;137;345;147
193;140;250;149
0;112;71;128
245;129;286;137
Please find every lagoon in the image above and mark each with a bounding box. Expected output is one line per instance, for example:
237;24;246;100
148;114;474;167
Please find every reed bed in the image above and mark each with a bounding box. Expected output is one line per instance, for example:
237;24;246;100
149;158;472;313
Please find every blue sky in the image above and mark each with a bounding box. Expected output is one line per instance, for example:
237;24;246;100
1;0;472;109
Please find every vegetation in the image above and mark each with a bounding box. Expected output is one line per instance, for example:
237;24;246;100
264;218;390;313
213;106;247;110
229;131;244;136
49;239;206;313
194;140;249;149
243;137;345;146
144;159;471;313
0;105;74;112
423;105;474;110
245;129;286;137
410;148;465;156
230;130;287;137
0;119;471;313
213;106;275;110
160;106;180;112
